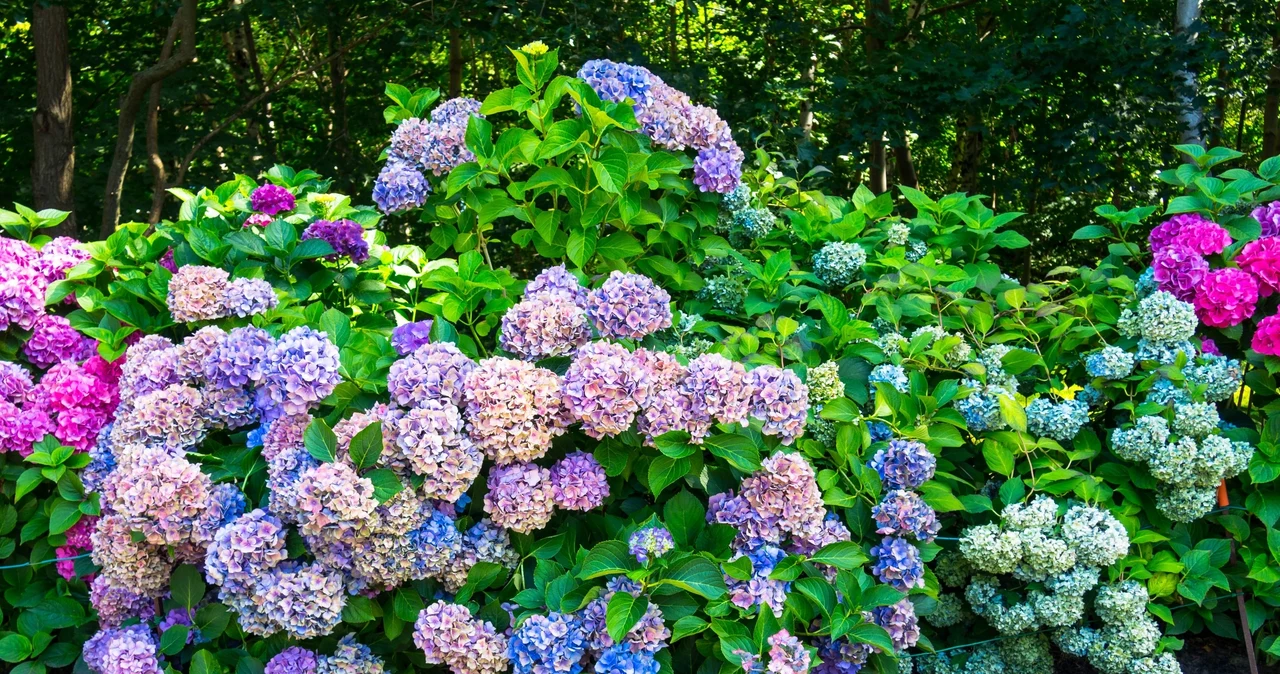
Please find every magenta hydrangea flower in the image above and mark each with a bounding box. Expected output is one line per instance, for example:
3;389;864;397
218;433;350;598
1194;267;1258;328
0;238;38;267
23;313;94;367
562;342;651;438
463;357;564;464
251;184;296;216
693;146;743;194
1237;237;1280;296
89;575;157;628
744;366;809;445
500;292;591;360
1149;213;1213;253
1151;244;1209;302
1176;218;1232;256
266;647;319;674
525;264;588;306
549;450;609;511
587;271;673;340
168;265;230;322
1252;201;1280;237
391;320;433;355
56;544;85;581
389;341;476;408
301;219;369;264
259;326;342;417
1253;314;1280;356
244;212;273;228
483;462;556;533
36;236;89;283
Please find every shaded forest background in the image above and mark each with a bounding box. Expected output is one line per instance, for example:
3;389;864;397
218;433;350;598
1;0;1278;276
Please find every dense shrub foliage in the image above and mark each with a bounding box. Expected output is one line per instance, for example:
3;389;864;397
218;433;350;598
1;43;1280;674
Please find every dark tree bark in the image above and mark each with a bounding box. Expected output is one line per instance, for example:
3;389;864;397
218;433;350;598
327;7;350;163
895;140;920;216
448;27;463;97
101;0;197;237
146;17;182;224
1175;0;1204;147
1264;2;1280;157
864;0;891;194
31;4;77;237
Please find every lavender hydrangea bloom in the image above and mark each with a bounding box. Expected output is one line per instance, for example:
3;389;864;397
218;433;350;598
204;509;288;592
35;236;89;283
23;313;94;367
680;353;752;439
628;526;675;564
225;277;279;317
0;361;33;402
259;562;347;639
317;634;385;674
525;264;588;306
484;462;557;533
422;98;483;175
83;625;162;674
89;576;158;628
872;490;941;542
508;612;587;674
744;366;809;445
106;448;213;545
259;327;342;417
871;536;925;591
464;358;564;464
501;292;591;360
726;543;791;617
373;161;431;214
301;219;370;264
251;184;296;216
0;262;45;332
595;647;660;674
391;320;433;355
266;647;319;674
587;271;673;340
693;146;743;194
291;461;376;543
394;400;481;501
562;342;650;438
549;450;610;511
167;265;230;322
869;439;936;490
203;326;275;389
872;599;921;652
389;118;433;164
389;341;477;408
1253;201;1280;237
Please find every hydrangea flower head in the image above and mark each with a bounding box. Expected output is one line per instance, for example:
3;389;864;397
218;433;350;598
484;462;557;533
204;509;288;591
373;161;431;214
0;261;46;332
301;219;369;264
1149;213;1211;253
628;526;675;564
89;576;157;628
1131;291;1198;341
549;451;609;511
508;612;587;674
224;277;279;317
807;361;845;404
1237;236;1280;296
873;599;921;652
35;236;89;283
1025;398;1089;441
167;265;230;322
766;630;810;674
260;327;342;417
869;439;936;490
265;647;319;674
203;326;275;389
1151;244;1208;302
501;292;591;360
562;342;650;438
251;184;296;216
1194;268;1257;328
1252;201;1280;237
587;271;672;340
525;265;588;306
693;146;743;194
390;341;476;408
23;313;94;367
394;400;482;501
1085;346;1135;380
813;241;867;287
1254;314;1280;356
872;489;940;541
464;358;563;464
579;59;656;105
744;366;809;444
392;320;433;355
870;536;925;591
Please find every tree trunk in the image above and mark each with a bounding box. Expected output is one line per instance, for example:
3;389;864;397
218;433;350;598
1264;2;1280;157
1175;0;1204;147
31;4;77;237
864;0;890;193
447;27;462;97
101;0;198;237
146;18;182;224
895;140;920;216
327;8;349;163
798;52;817;143
955;112;984;194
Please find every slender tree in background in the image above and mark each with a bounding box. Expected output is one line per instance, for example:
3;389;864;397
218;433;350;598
30;2;76;237
100;0;197;236
1177;0;1205;146
1265;1;1280;157
864;0;890;194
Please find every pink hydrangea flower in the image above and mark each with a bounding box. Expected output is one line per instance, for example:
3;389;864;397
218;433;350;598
1194;268;1258;328
1149;213;1212;253
1237;237;1280;296
1177;219;1233;256
1150;244;1208;302
250;184;296;216
1252;315;1280;356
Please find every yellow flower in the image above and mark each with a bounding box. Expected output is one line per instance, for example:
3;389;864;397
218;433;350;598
520;41;549;56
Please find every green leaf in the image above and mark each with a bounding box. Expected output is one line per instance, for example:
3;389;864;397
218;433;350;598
983;439;1016;477
538;119;587;160
14;468;44;502
0;634;32;663
447;163;483;197
348;421;384;470
596;231;644;259
592;147;630;194
605;592;649;645
580;540;639;579
808;542;868;569
524;166;574;193
48;498;81;536
465;116;495;161
342;594;379;623
1071;225;1111;240
847;623;896;654
171;564;207;608
664;490;706;548
159;625;191;655
319;308;352;347
998;395;1027;433
366;468;404;504
704;434;762;473
394;588;425;622
658;556;727;599
670;615;709;643
190;650;224;674
647;456;689;496
304;418;338;463
264;220;297;252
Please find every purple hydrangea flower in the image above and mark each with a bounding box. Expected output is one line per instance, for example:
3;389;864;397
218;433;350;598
413;601;510;674
549;450;609;511
1151;244;1209;302
391;320;433;355
870;536;925;592
89;576;158;628
251;184;296;216
587;271;673;340
204;509;288;592
301;219;370;264
0;262;49;332
389;341;476;408
501;292;592;360
1253;201;1280;237
525;265;588;307
83;625;162;674
744;366;809;445
389;118;433;165
766;630;810;674
373;161;431;214
578;59;656;106
628;526;675;564
422;98;483;176
693;146;743;194
259;326;342;417
871;598;920;652
726;543;791;618
394;400;482;501
258;562;347;639
562;342;650;438
869;439;936;490
203;326;275;390
0;361;33;402
266;647;319;674
225;277;279;317
871;490;940;542
484;462;557;534
35;236;90;283
23;313;94;367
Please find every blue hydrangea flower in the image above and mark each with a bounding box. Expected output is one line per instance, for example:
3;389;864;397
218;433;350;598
1085;346;1135;380
868;421;894;443
868;364;908;394
954;379;1010;432
1025;399;1089;442
869;439;936;490
594;645;660;674
870;536;925;592
373;161;431;214
813;241;867;287
509;612;587;674
628;526;675;565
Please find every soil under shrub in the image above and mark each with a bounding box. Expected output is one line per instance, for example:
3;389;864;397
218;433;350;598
1053;635;1279;674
